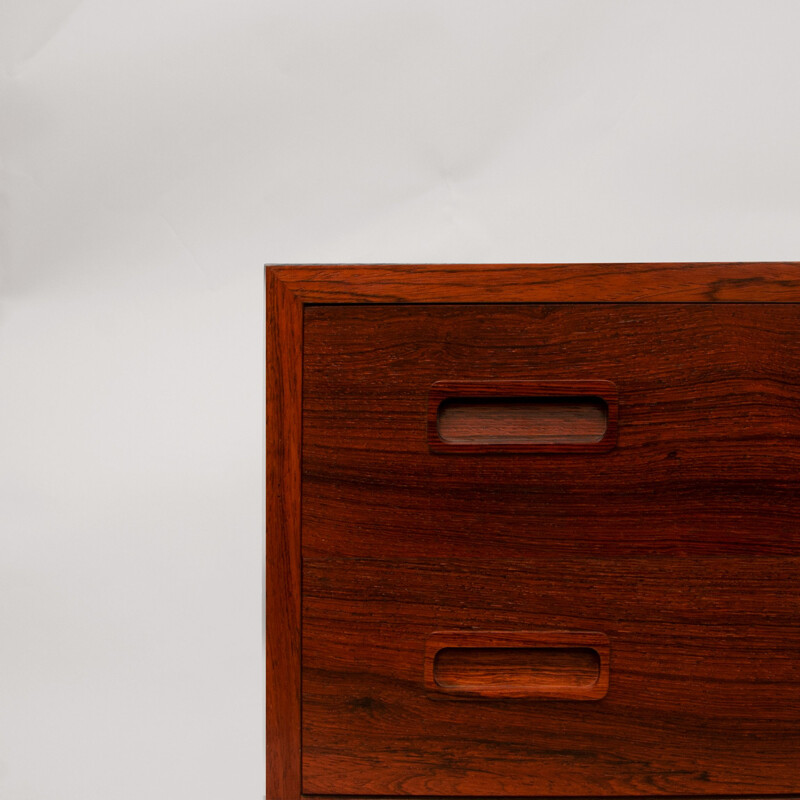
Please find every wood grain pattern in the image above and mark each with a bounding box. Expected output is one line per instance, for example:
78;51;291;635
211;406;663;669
265;269;302;800
424;631;609;700
304;796;800;800
266;264;800;800
301;300;800;797
270;262;800;303
429;380;617;453
432;647;600;692
437;398;608;445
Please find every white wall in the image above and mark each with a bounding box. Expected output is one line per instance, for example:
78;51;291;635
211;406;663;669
2;1;799;797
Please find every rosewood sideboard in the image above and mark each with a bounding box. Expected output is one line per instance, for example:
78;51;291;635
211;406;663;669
266;263;800;800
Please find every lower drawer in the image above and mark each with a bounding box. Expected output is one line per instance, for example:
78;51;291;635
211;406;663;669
303;557;800;796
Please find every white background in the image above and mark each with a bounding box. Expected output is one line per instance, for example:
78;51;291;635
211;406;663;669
2;1;800;798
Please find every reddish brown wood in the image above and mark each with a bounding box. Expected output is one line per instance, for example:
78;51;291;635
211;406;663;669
431;646;600;693
265;263;800;800
437;398;608;445
301;300;800;797
424;631;610;700
265;270;302;800
428;380;618;453
271;262;800;303
302;797;800;800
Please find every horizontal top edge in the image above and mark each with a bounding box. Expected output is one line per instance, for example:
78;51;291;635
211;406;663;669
266;262;800;304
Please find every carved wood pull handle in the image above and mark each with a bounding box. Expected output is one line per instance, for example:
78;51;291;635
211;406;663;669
424;630;610;700
428;380;619;454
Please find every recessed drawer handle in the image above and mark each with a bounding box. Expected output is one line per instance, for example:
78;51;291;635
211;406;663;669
428;380;618;453
424;631;610;700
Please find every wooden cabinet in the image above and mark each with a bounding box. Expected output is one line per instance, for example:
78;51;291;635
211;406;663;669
267;264;800;800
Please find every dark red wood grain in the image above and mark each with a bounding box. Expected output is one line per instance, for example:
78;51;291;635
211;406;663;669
265;270;302;800
265;264;800;800
271;262;800;303
428;380;618;453
424;630;610;700
301;301;800;797
436;397;608;445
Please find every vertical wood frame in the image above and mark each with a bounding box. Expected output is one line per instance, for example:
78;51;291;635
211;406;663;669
265;262;800;800
265;270;302;800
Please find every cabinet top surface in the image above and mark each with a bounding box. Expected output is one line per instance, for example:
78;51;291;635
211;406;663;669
266;262;800;304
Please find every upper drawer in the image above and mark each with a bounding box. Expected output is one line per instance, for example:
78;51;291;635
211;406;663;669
302;302;800;559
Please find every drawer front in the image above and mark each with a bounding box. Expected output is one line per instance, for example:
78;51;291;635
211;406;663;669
301;302;800;797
